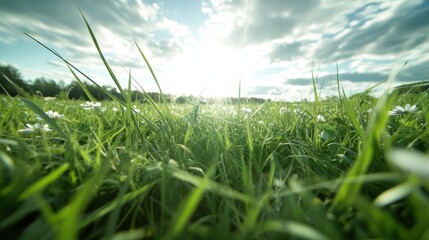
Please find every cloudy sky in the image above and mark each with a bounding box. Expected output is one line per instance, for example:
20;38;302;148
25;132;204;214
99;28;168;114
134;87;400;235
1;0;428;100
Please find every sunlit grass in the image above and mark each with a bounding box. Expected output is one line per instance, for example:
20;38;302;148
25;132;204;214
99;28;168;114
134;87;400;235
1;13;429;240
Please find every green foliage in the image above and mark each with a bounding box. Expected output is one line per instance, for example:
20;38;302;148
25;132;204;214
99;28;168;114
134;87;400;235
1;85;428;239
30;77;63;97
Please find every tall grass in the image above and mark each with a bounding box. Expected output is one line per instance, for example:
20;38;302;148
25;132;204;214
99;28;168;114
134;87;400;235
1;13;428;239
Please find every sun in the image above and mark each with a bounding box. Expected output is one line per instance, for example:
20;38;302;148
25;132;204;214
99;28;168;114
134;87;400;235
167;41;245;98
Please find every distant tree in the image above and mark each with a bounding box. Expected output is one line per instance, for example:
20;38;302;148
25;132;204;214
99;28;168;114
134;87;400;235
324;95;339;101
0;64;28;96
249;97;266;104
130;90;145;102
66;82;88;100
146;92;160;103
109;88;123;100
176;96;187;104
86;83;110;100
30;77;62;97
164;94;175;103
66;81;125;101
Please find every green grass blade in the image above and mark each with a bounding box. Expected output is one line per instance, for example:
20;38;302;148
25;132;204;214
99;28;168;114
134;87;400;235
0;71;30;97
311;64;319;104
166;172;211;239
66;65;97;102
0;101;19;135
340;86;365;140
169;166;251;203
104;169;133;239
0;81;11;97
257;220;329;240
134;40;165;103
80;10;125;96
0;152;15;184
125;69;133;147
80;181;158;228
55;162;109;240
18;163;70;200
24;34;121;101
374;181;417;207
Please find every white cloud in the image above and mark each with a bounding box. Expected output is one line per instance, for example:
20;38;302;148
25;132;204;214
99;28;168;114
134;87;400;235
0;0;196;91
229;0;427;99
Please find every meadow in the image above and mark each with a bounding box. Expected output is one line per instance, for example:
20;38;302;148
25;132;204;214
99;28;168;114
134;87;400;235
1;15;429;240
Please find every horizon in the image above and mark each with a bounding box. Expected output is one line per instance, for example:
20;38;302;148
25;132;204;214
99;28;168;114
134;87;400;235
1;0;429;101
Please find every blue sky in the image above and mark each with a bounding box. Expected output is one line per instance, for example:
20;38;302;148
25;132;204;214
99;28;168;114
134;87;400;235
1;0;429;100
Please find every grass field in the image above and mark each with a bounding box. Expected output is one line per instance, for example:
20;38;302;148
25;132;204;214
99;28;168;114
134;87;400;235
1;16;429;240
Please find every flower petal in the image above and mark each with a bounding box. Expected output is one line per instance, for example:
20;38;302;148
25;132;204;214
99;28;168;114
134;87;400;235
18;128;36;134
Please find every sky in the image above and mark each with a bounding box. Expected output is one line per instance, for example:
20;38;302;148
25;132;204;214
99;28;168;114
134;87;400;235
1;0;429;101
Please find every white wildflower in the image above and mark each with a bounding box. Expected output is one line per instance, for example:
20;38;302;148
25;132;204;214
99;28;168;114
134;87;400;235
37;110;64;120
317;114;326;122
242;108;252;114
43;96;56;101
18;123;52;134
123;105;141;113
133;105;141;113
389;104;418;115
294;109;310;118
80;101;102;110
294;109;302;114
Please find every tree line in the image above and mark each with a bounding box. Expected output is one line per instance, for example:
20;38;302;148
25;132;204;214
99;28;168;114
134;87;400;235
0;64;268;104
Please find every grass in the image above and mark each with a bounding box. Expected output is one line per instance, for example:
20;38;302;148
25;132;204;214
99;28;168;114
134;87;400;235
1;14;429;239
